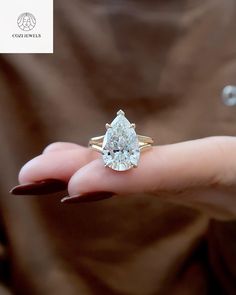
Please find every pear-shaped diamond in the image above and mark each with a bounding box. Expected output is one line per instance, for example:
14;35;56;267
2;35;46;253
102;110;140;171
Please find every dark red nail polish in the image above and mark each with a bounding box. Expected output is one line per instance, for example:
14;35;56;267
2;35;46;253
61;191;115;204
10;179;67;195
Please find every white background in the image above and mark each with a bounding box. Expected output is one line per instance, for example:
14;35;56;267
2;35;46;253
0;0;53;53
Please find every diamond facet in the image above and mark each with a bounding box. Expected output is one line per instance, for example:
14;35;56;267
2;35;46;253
102;110;140;171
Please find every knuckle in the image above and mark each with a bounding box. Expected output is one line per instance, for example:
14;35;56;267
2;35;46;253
210;136;236;186
42;142;64;154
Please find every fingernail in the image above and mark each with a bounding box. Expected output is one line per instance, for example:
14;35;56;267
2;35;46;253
61;191;115;204
10;179;67;195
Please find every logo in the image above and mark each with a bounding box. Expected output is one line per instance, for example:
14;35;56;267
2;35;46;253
17;12;36;31
0;0;53;53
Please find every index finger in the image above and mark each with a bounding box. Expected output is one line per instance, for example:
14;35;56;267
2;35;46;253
18;145;98;184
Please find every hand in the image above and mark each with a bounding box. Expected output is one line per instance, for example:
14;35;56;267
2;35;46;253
10;136;236;220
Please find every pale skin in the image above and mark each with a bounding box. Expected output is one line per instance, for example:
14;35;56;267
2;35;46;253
17;136;236;220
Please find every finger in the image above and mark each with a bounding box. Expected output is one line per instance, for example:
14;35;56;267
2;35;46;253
66;137;236;217
42;142;81;154
68;136;236;195
19;146;98;184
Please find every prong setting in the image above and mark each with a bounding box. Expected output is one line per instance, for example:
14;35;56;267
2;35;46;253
130;123;136;129
106;123;112;129
117;110;125;116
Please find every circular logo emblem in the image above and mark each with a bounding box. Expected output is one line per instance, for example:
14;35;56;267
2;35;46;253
17;12;36;31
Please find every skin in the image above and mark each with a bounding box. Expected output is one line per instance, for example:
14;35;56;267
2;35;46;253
18;136;236;220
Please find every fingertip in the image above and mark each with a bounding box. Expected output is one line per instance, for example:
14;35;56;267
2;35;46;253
18;146;99;185
18;155;42;184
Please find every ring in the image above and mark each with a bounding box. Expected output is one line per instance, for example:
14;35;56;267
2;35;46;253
88;110;153;171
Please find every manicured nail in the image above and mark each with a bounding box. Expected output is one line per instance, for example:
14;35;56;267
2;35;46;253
61;191;115;204
10;179;67;195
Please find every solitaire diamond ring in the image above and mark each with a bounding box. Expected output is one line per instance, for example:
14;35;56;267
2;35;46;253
88;110;153;171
